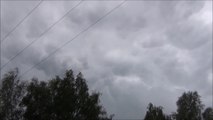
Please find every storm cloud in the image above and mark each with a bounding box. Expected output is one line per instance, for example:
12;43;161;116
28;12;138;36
1;0;212;119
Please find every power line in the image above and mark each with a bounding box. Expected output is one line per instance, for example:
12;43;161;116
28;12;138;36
19;0;126;78
1;0;211;1
0;0;83;70
212;0;213;109
0;0;2;81
1;0;43;43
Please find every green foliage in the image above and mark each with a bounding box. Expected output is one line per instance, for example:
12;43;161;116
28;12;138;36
203;107;213;120
0;68;26;120
21;69;110;120
176;91;204;120
144;103;167;120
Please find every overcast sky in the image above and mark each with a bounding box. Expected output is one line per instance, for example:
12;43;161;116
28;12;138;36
1;0;212;119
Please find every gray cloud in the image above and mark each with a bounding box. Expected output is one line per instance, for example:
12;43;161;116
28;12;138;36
1;1;212;119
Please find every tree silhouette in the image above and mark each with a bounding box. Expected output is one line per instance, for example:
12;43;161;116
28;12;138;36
176;91;204;120
144;103;168;120
0;68;26;120
20;69;111;120
1;68;211;120
20;78;52;120
203;107;213;120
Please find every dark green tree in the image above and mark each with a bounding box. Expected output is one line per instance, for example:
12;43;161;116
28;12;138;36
0;68;26;120
203;107;213;120
21;69;111;120
144;103;167;120
49;70;77;120
20;78;51;120
176;91;204;120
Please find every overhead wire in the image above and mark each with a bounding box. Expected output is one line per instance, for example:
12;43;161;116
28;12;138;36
1;0;43;43
19;0;126;78
0;0;83;70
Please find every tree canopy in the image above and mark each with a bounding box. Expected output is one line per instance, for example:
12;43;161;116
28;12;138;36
144;103;168;120
0;68;26;120
203;107;213;120
0;69;111;120
0;68;211;120
176;91;204;120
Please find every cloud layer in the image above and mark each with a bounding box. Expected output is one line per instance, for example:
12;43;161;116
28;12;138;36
1;1;212;119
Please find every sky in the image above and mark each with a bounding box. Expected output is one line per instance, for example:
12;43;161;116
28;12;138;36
1;0;212;119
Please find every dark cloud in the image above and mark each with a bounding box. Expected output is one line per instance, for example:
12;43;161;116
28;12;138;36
1;1;212;119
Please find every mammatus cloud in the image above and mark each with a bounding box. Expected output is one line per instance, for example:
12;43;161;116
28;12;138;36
1;1;212;119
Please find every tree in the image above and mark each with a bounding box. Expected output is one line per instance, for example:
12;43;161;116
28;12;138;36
203;107;213;120
20;78;51;120
169;112;177;120
176;91;204;120
74;72;105;120
21;69;111;120
144;103;167;120
0;68;26;120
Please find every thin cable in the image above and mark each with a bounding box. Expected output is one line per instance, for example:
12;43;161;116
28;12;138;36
1;0;211;1
0;0;83;70
212;0;213;109
0;0;2;81
19;0;126;78
1;0;43;43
